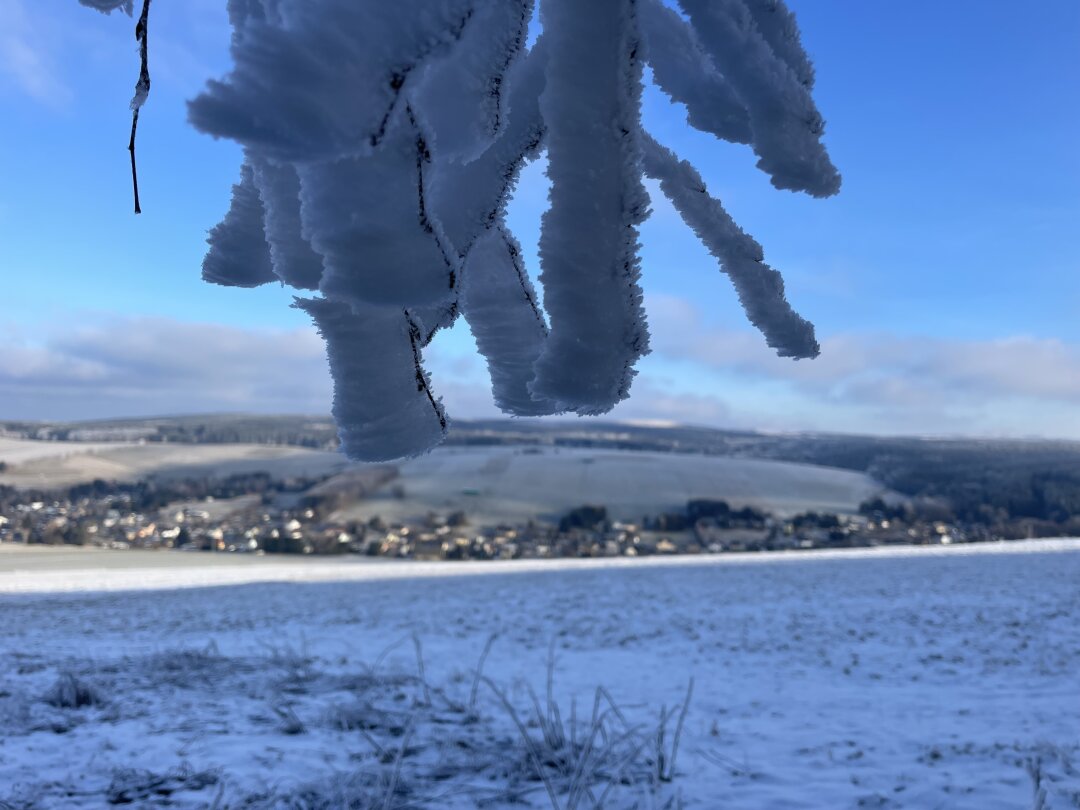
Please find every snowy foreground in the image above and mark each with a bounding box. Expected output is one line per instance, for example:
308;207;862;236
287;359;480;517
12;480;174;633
1;542;1078;808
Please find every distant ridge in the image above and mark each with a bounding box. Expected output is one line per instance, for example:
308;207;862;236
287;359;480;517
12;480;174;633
5;414;1080;533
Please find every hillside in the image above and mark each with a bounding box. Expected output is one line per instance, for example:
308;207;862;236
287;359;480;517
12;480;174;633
332;445;882;525
0;437;345;490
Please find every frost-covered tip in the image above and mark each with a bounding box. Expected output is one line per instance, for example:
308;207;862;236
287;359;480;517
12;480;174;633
642;134;819;359
249;157;325;292
460;228;555;417
530;0;651;416
297;297;447;462
676;0;840;197
639;0;752;145
77;0;133;14
202;162;276;289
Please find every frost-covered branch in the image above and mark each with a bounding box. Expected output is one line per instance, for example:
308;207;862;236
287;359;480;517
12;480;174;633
529;0;650;416
460;227;554;416
431;36;548;259
412;0;535;164
79;0;842;460
299;108;459;311
742;0;816;89
642;133;819;359
186;0;479;162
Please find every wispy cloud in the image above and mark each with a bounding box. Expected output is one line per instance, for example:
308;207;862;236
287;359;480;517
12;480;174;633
0;0;72;106
0;316;506;423
0;318;331;420
1;306;1078;439
648;294;1080;404
644;293;1080;437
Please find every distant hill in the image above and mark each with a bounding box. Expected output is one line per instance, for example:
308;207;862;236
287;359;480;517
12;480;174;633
1;414;338;448
327;445;883;524
4;414;1080;527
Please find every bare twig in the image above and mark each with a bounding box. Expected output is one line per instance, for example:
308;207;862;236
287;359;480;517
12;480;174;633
128;0;152;214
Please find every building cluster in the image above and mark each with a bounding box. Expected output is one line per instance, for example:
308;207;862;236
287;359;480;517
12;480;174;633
0;490;348;554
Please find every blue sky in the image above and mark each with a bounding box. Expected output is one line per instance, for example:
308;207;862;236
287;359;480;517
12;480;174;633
1;0;1079;437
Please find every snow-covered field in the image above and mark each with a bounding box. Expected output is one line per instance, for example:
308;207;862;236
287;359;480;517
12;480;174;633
0;438;138;467
1;541;1078;808
0;438;346;490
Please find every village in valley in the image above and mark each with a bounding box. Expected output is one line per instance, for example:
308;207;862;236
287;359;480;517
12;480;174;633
0;467;1000;562
3;417;1078;562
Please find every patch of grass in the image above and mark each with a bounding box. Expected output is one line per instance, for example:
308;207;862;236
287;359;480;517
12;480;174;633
237;639;690;809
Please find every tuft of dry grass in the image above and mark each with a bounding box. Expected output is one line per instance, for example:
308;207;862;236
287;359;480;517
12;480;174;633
237;637;691;809
479;643;693;810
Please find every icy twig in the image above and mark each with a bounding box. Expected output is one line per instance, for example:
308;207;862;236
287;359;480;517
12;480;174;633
127;0;151;214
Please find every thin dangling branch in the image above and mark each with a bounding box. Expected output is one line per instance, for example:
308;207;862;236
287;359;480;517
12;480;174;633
128;0;151;214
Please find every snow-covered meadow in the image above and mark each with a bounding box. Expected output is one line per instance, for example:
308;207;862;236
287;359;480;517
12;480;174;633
0;438;346;490
1;541;1078;808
